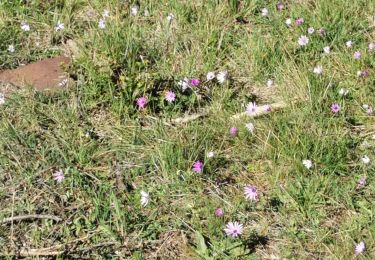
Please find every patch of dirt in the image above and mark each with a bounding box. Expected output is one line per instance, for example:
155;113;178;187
0;56;71;92
115;231;191;259
143;231;190;259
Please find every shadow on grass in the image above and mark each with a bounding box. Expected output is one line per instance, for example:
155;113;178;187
244;233;269;253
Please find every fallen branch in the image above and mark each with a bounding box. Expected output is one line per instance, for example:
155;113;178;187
1;214;62;224
171;110;209;124
1;241;119;257
169;100;290;124
0;244;65;257
16;248;64;257
231;100;288;120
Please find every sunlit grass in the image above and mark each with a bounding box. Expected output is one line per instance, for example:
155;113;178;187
0;0;374;258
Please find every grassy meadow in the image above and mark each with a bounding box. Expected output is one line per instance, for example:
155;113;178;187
0;0;375;258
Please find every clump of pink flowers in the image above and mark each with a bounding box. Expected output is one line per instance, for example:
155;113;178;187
224;221;243;238
192;160;203;173
357;70;369;78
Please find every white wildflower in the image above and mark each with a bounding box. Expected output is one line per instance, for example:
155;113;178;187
361;155;370;165
266;79;273;87
302;159;313;169
338;88;349;96
58;79;68;87
140;191;150;207
207;72;215;81
323;46;330;54
102;9;110;18
21;22;30;31
178;78;190;92
207;151;215;158
167;13;174;23
7;45;15;53
216;71;227;84
245;123;255;133
261;8;269;17
55;20;64;32
131;5;139;16
313;66;323;75
0;93;5;105
355;241;365;256
98;19;106;29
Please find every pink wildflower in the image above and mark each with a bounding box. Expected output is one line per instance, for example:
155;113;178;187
136;96;147;109
246;102;257;116
331;103;341;114
367;107;373;115
298;35;309;46
190;78;200;86
355;241;365;256
357;176;366;189
224;222;244;238
215;208;224;217
354;51;361;59
229;127;238;136
276;1;284;11
318;28;325;36
296;18;304;25
357;70;369;78
53;169;65;183
244;185;258;201
192;160;203;173
165;90;176;103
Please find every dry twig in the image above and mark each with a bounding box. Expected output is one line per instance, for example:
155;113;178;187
169;99;291;125
1;214;62;224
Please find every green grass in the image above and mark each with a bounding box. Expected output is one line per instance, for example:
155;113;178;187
0;0;375;258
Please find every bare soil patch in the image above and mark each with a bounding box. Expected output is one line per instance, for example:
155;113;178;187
0;56;70;92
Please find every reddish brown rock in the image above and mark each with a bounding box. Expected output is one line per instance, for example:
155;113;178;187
0;56;70;92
